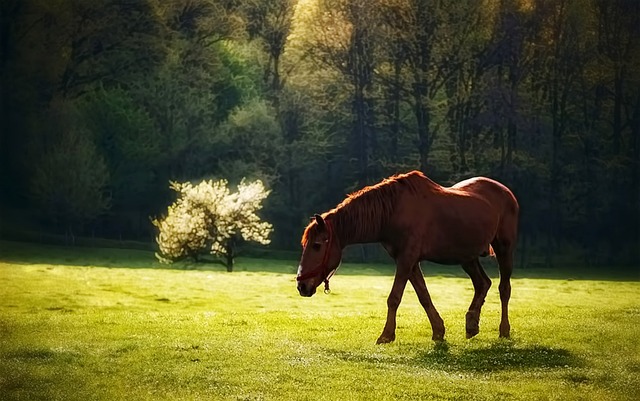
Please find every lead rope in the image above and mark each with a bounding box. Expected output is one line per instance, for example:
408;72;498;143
322;222;334;294
323;265;337;294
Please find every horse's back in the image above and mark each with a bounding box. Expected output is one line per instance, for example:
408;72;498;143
451;177;519;247
451;177;519;215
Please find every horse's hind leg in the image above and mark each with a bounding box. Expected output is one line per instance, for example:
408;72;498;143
409;263;445;341
493;245;513;338
461;258;492;338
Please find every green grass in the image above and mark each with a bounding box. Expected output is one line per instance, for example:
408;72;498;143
0;241;639;400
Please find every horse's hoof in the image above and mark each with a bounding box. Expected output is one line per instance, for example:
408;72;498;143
499;322;511;338
376;335;395;344
432;330;445;342
465;311;480;339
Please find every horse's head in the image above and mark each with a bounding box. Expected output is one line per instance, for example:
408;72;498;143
297;214;342;297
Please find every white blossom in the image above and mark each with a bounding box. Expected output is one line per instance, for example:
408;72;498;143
152;178;273;263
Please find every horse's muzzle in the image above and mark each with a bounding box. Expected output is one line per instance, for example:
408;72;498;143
297;281;316;297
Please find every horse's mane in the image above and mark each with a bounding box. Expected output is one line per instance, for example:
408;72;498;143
301;171;429;246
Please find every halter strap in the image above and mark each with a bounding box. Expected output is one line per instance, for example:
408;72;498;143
296;220;337;293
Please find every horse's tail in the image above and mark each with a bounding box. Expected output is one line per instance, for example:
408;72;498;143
481;245;496;258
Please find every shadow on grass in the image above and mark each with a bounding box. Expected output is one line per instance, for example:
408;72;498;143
1;240;637;280
327;340;581;373
0;240;387;276
0;348;82;398
416;340;580;372
3;347;81;364
0;240;298;274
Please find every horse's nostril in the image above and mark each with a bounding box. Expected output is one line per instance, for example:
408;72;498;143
297;282;316;297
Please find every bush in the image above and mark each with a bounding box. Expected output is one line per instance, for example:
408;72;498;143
152;178;273;271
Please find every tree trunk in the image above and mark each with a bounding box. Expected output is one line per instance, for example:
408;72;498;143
349;14;375;187
353;86;369;187
225;241;234;272
631;93;640;246
388;59;402;163
546;76;562;267
612;68;623;155
414;82;431;172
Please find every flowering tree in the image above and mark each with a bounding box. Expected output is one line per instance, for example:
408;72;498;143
152;178;273;271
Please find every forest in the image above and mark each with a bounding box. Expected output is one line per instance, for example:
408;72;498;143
0;0;638;267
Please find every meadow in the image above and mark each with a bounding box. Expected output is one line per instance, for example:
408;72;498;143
0;241;638;400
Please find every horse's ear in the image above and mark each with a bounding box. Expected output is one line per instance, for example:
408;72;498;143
314;214;326;231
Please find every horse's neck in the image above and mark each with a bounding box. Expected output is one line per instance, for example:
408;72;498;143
331;201;385;247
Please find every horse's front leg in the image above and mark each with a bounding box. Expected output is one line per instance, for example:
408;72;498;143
376;266;411;344
409;263;445;341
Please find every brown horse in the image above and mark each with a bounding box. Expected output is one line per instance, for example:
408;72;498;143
296;171;519;343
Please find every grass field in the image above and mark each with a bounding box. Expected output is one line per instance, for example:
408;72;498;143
0;241;639;400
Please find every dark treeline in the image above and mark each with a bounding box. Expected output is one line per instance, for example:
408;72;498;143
1;0;638;267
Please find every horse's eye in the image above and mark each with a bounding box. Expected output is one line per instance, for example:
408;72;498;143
312;243;322;251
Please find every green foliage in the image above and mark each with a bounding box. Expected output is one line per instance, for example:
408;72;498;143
216;41;266;109
217;98;283;180
28;101;111;233
78;87;160;210
133;50;221;178
152;178;273;270
57;0;165;96
1;0;638;265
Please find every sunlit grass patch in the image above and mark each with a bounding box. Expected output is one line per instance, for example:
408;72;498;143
0;242;638;400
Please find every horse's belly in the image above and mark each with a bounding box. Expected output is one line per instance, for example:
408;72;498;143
422;255;466;265
422;245;486;265
392;188;499;263
420;213;497;263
